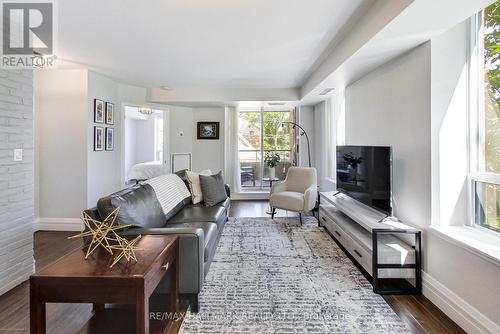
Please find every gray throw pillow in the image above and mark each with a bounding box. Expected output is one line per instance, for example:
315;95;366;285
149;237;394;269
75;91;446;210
199;171;228;207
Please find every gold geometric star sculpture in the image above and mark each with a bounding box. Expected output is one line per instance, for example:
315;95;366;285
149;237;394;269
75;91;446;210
69;207;142;268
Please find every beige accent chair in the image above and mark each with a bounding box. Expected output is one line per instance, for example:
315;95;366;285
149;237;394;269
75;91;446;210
269;167;318;225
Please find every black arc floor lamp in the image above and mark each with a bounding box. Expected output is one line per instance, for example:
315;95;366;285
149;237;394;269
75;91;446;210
281;121;311;168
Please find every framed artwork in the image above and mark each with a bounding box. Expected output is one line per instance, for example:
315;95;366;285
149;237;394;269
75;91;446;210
105;102;114;125
94;99;104;123
94;126;104;151
197;121;219;140
105;127;114;151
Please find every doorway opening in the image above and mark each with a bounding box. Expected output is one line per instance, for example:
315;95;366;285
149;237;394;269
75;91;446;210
123;105;169;185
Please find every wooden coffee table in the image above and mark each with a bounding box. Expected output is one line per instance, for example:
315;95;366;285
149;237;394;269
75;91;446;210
30;235;179;334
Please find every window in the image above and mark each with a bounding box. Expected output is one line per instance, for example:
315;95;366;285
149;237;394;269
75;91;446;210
238;109;296;190
471;2;500;232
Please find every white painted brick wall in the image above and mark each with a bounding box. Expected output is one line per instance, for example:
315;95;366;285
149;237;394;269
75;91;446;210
0;69;34;296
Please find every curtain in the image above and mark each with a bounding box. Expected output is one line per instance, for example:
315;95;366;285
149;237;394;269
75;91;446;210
224;106;241;194
325;98;334;179
290;108;298;167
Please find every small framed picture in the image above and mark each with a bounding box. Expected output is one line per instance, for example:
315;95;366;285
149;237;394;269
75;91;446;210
94;126;104;151
94;99;104;123
105;127;114;151
105;102;114;125
197;121;219;140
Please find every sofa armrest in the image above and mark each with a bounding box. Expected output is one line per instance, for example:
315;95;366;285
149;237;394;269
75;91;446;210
120;226;205;294
304;184;318;212
271;181;287;194
225;184;230;197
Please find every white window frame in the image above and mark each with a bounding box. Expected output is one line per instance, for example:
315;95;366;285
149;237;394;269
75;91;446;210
468;12;500;233
238;108;294;190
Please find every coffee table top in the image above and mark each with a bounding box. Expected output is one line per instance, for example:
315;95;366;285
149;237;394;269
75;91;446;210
33;235;178;279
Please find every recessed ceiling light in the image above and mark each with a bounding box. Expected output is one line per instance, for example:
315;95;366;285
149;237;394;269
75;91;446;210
319;88;335;95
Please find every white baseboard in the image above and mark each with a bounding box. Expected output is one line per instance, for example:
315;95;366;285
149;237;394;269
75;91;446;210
36;218;83;231
422;272;500;334
231;192;270;200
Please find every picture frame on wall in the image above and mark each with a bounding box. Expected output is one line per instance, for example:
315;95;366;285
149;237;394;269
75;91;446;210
197;121;220;140
105;127;114;151
94;99;104;123
105;102;114;125
94;126;104;151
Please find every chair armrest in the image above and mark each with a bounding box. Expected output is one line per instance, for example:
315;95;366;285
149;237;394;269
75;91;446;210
304;184;318;211
225;184;230;197
120;226;205;293
271;181;287;194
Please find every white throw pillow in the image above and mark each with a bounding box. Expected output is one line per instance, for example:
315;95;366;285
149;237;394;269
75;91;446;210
186;169;212;204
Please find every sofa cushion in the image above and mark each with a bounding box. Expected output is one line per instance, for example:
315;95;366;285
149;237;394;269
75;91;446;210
199;171;228;207
192;197;230;210
186;169;212;204
168;205;225;224
97;184;166;228
167;222;218;262
270;191;305;212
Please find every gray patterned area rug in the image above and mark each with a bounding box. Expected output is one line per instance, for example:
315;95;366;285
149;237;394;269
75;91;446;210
179;217;410;334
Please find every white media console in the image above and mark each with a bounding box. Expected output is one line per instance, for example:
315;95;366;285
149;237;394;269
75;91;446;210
319;191;422;294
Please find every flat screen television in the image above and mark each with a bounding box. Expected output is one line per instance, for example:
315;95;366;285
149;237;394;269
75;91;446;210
336;145;392;215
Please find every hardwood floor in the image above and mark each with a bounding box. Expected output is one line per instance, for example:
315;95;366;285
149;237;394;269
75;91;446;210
0;200;464;334
0;232;93;334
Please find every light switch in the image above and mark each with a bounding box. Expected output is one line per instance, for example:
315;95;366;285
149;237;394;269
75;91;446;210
13;148;23;161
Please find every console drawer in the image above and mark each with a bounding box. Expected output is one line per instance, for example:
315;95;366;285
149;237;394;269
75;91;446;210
319;208;349;247
348;238;372;275
320;206;372;274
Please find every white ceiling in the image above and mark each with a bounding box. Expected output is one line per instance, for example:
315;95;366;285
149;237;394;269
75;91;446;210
58;0;364;89
300;0;496;105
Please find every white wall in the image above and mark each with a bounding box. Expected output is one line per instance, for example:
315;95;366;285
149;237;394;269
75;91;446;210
135;116;156;163
430;21;469;227
345;43;432;230
169;105;194;157
35;69;151;225
192;107;225;173
168;106;225;173
86;71;121;207
34;69;88;219
123;114;159;179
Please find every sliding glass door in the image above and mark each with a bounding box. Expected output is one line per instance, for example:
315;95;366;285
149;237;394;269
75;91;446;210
238;109;296;190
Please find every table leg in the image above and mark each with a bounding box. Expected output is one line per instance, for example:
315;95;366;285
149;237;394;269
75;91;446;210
30;280;46;334
266;180;274;215
170;257;179;313
136;287;149;334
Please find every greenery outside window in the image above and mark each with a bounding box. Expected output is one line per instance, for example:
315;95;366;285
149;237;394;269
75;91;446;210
238;109;296;190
